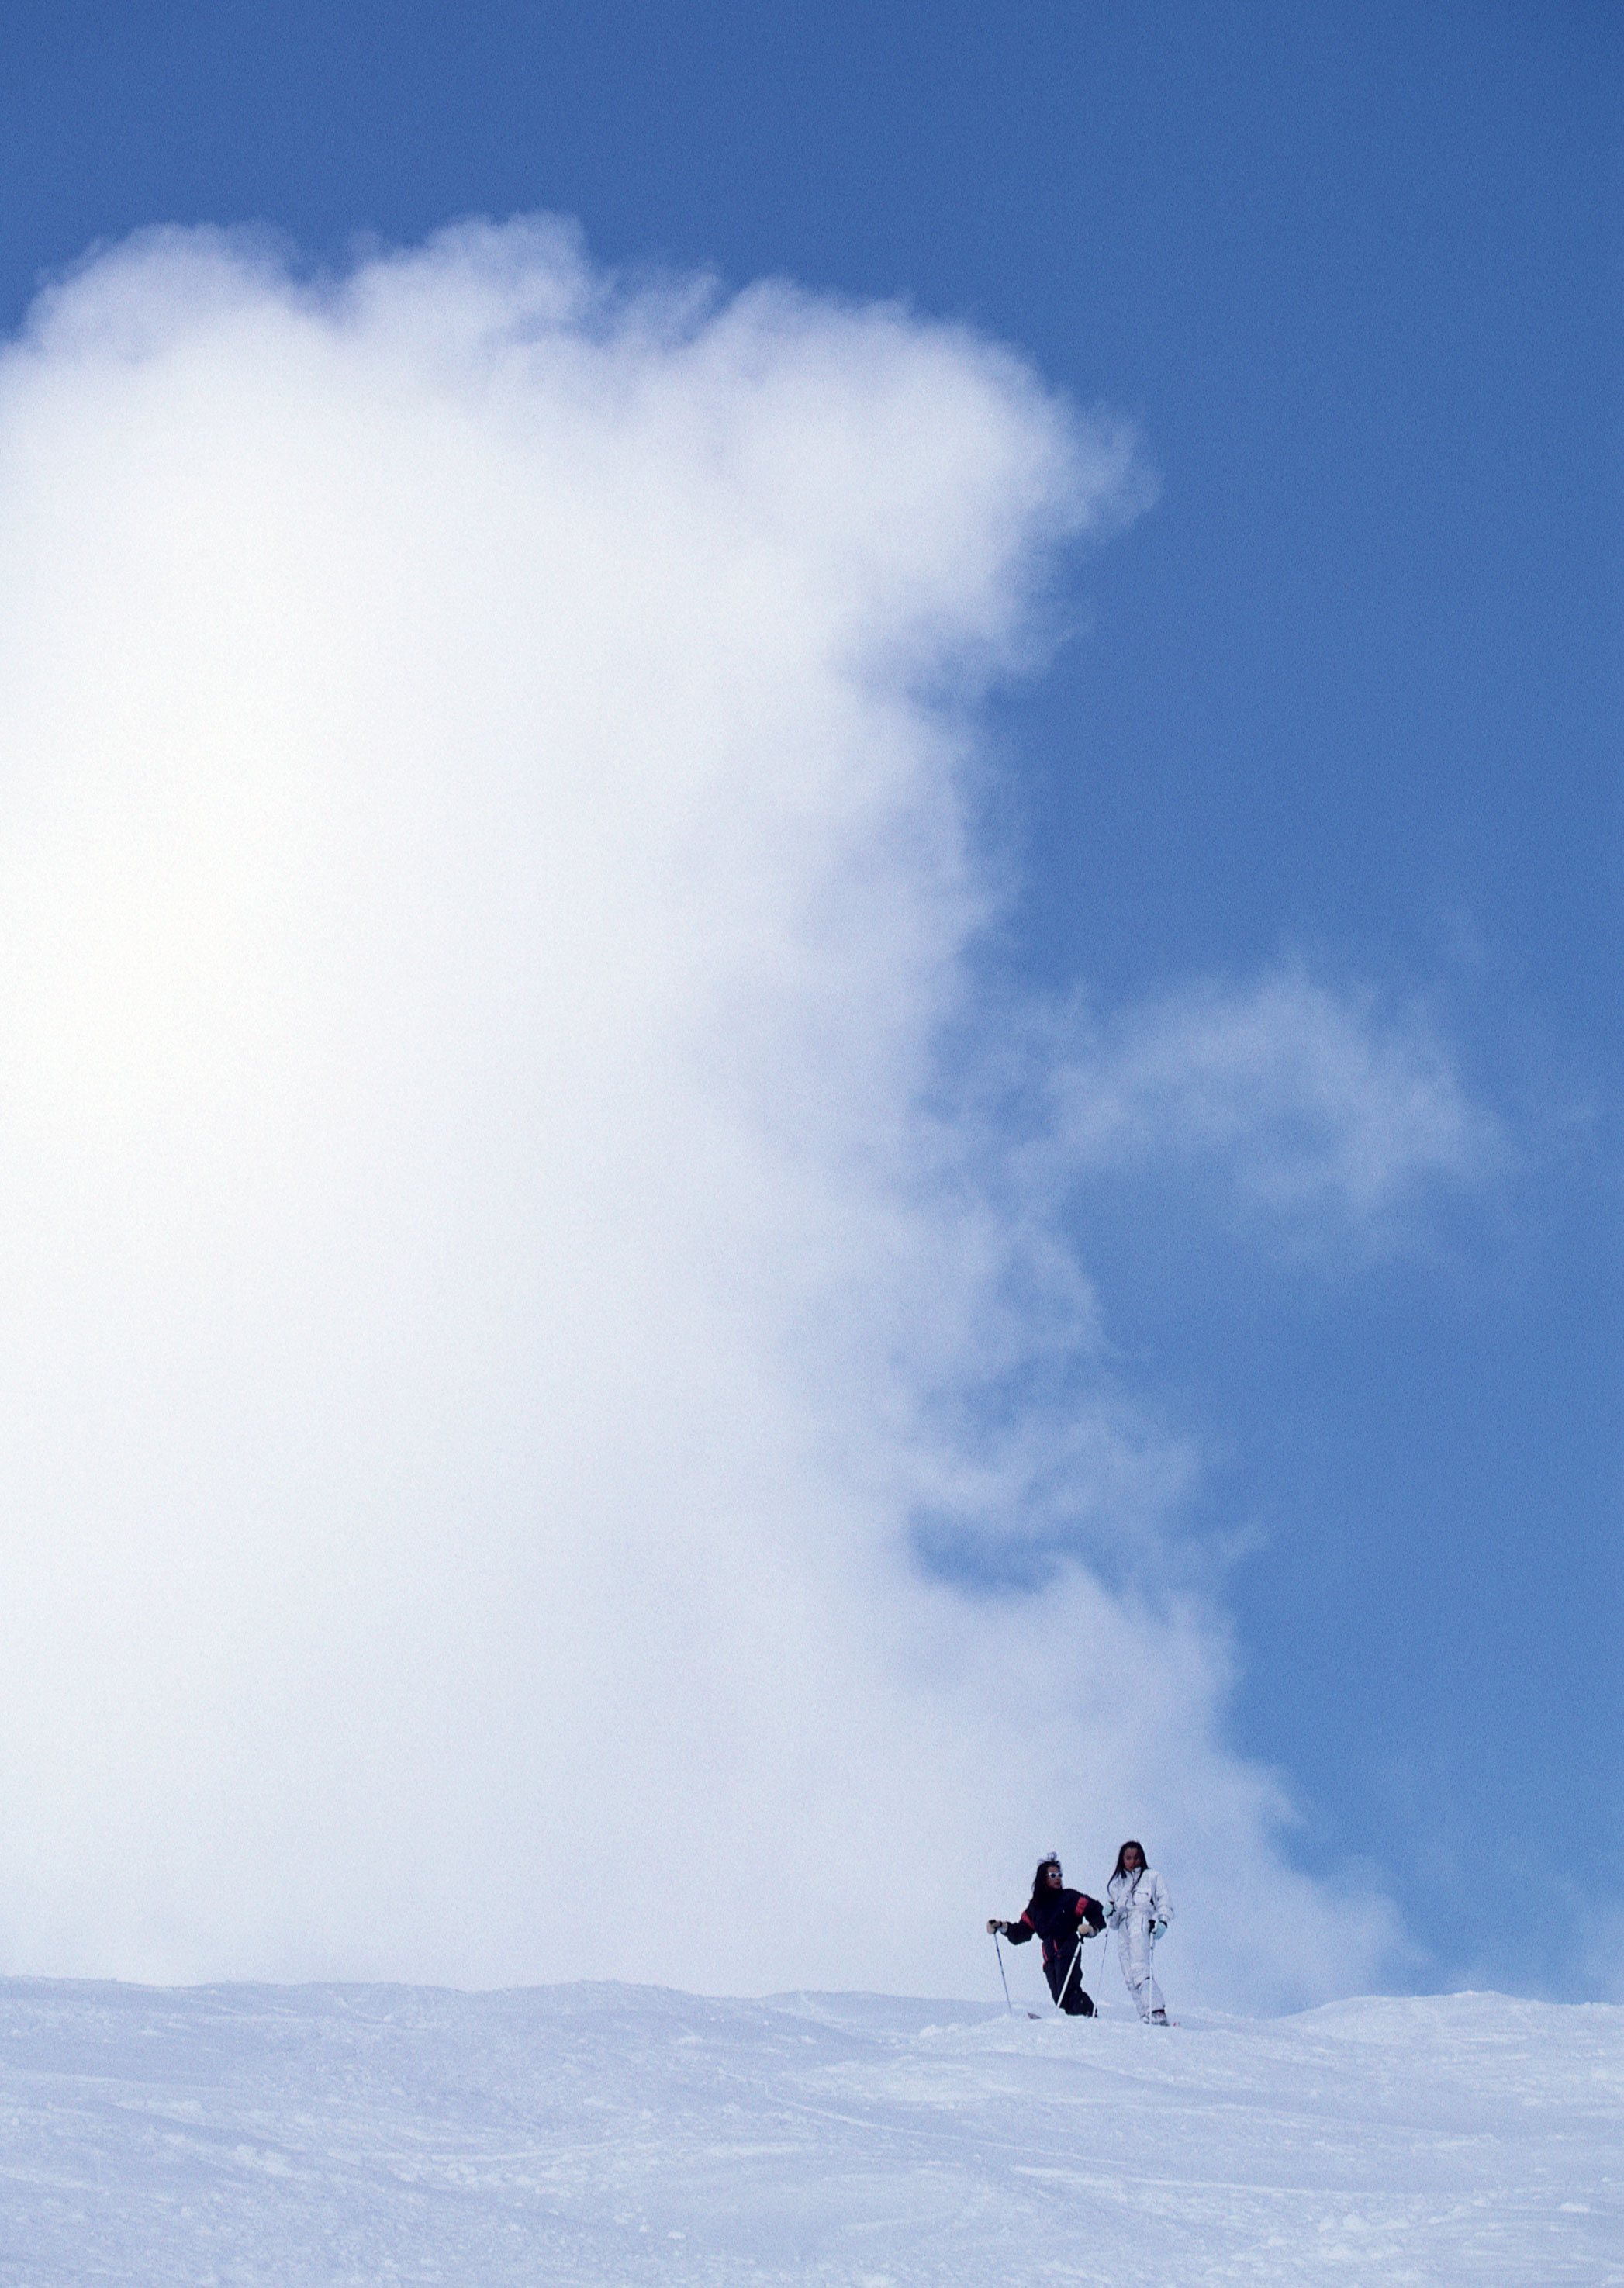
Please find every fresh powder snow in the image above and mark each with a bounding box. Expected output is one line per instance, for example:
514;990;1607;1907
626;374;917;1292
0;1975;1616;2283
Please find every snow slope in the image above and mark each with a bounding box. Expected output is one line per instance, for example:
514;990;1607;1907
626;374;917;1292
0;1975;1617;2284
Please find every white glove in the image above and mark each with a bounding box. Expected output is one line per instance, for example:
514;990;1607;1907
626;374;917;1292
1150;1918;1168;1941
987;1919;1007;1936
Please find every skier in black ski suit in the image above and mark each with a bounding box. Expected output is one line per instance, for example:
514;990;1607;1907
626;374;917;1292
988;1854;1107;2015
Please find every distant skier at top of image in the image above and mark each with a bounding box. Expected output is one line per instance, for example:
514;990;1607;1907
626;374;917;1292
1107;1840;1174;2025
988;1853;1107;2015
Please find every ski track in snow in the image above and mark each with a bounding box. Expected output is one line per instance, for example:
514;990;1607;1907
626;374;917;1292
0;1979;1617;2284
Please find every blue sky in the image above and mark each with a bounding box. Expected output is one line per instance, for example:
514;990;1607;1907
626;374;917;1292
0;2;1615;1998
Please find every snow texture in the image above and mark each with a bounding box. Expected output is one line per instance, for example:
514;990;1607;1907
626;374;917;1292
0;1975;1617;2283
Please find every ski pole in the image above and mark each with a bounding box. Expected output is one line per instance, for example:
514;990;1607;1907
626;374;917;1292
993;1930;1014;2016
1094;1925;1114;2017
1057;1932;1084;2013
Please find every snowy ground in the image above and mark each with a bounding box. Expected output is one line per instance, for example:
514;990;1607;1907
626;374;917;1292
0;1973;1617;2284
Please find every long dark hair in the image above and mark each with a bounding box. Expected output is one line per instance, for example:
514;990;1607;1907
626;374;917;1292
1111;1840;1147;1883
1029;1854;1063;1901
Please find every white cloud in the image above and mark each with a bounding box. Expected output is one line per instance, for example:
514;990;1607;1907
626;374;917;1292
1043;968;1505;1243
0;219;1400;2007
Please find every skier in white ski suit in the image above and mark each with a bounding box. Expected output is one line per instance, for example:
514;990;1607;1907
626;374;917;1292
1106;1840;1173;2024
